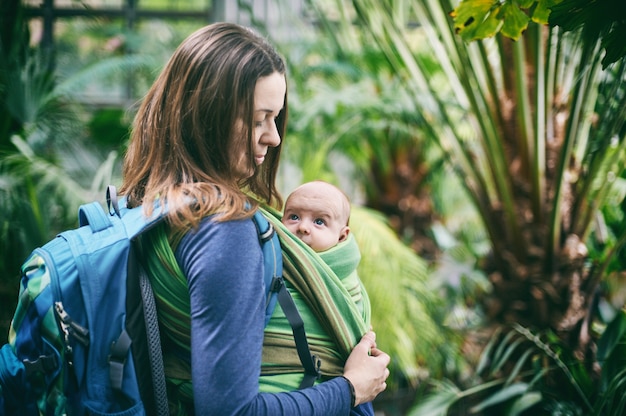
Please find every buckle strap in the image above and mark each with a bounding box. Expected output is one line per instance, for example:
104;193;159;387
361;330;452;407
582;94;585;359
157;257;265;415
23;354;59;377
299;354;322;389
109;329;132;391
252;211;275;243
274;277;322;388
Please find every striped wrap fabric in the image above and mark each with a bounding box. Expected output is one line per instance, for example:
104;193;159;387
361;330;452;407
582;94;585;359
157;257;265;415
140;206;370;402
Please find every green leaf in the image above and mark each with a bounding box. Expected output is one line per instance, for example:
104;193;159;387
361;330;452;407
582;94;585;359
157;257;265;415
476;327;502;374
505;347;535;385
597;310;626;362
451;0;563;40
500;2;530;40
531;0;561;24
509;391;543;415
451;0;503;41
470;382;529;412
408;380;461;416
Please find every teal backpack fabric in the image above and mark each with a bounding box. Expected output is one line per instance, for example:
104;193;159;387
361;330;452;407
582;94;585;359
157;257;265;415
0;187;284;416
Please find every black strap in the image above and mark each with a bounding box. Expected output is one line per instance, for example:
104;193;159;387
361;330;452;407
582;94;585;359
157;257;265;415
107;266;168;416
271;277;322;389
139;265;169;416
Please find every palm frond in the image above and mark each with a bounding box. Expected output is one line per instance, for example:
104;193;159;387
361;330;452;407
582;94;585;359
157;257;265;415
351;206;445;384
52;54;158;101
408;379;461;416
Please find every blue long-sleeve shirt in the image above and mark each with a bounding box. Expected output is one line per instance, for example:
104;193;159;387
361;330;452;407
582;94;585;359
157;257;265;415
174;216;355;415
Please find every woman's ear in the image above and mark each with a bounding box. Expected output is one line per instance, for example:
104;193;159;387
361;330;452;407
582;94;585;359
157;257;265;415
338;226;350;242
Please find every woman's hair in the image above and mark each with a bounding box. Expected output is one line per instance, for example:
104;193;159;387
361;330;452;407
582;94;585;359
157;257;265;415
120;22;286;226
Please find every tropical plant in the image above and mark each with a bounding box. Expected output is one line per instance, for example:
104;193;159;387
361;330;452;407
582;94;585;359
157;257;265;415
410;312;626;415
352;206;446;389
303;0;626;412
343;0;625;345
0;2;197;278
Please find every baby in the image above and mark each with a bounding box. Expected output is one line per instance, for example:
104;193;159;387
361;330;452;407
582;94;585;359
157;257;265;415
282;180;367;314
282;180;351;252
281;180;372;416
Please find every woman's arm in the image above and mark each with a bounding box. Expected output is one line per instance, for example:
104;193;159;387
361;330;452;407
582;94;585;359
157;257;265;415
177;217;353;415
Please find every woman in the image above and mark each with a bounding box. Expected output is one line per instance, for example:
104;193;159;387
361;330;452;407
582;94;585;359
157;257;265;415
120;22;389;415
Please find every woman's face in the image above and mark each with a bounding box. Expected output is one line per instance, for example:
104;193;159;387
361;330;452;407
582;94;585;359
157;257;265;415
234;71;286;179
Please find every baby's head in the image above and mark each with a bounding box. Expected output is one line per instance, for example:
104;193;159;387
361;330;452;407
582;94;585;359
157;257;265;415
282;181;351;252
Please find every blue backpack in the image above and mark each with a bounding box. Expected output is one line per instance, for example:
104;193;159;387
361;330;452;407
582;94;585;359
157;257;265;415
0;187;286;416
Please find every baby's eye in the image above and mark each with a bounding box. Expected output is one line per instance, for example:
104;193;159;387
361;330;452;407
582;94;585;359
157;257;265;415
288;214;300;221
314;218;326;226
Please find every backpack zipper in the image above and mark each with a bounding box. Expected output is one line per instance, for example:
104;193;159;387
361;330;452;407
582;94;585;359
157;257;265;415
35;247;90;368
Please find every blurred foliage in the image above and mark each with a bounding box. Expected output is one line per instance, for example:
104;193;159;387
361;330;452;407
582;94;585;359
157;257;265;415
305;0;626;413
352;207;446;388
411;313;626;415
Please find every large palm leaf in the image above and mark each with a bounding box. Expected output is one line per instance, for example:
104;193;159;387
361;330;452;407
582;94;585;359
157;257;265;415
351;206;445;386
336;0;626;344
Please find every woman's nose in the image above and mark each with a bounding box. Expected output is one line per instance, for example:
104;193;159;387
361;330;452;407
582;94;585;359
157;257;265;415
264;122;281;147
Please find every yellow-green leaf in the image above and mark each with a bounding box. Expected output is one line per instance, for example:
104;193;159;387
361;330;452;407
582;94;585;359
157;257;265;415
500;2;530;40
532;0;561;24
451;0;503;41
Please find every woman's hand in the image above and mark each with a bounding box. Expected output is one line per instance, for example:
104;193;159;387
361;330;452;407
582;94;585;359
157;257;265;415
342;331;390;406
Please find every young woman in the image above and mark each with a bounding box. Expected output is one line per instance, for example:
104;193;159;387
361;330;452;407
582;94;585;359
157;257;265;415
120;22;389;415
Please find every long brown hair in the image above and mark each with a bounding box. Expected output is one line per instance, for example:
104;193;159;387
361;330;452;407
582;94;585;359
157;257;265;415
120;23;286;227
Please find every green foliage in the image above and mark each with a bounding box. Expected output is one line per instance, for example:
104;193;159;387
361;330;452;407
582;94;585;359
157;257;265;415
451;0;626;67
352;207;448;385
88;108;130;149
410;313;626;414
549;0;626;68
346;0;626;321
0;3;158;282
451;0;558;41
324;2;626;409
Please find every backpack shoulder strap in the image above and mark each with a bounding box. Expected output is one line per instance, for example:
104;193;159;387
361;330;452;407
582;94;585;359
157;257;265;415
103;185;169;414
251;211;281;325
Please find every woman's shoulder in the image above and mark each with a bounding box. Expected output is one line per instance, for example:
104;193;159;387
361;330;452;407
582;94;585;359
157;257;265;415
174;215;263;286
180;215;258;251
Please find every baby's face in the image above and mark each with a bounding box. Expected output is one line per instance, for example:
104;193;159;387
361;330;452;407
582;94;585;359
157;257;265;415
282;188;349;252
